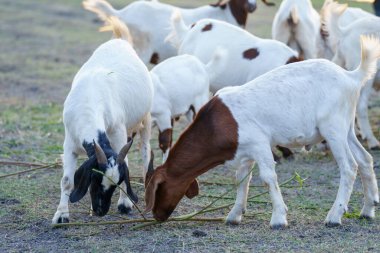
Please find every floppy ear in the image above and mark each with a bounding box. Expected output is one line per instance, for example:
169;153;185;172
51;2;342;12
144;173;164;213
69;159;94;203
185;179;199;199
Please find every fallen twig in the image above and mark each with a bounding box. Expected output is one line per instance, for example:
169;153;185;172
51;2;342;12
0;160;50;167
0;163;60;179
52;217;225;228
198;193;270;203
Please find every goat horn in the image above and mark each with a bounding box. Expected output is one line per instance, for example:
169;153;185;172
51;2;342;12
117;137;133;164
93;140;107;165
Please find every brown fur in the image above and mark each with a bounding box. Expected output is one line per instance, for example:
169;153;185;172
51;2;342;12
145;96;239;221
210;0;261;27
158;128;173;154
243;48;259;60
150;52;159;65
286;55;303;64
201;23;213;32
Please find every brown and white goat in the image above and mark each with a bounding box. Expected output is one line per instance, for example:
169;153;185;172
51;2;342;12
145;36;380;228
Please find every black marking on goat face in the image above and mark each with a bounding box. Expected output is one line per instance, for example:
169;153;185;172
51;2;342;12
70;131;137;217
242;48;259;60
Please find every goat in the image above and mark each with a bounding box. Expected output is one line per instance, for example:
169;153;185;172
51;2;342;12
272;0;374;60
144;35;380;229
318;0;374;59
168;13;300;160
168;13;301;94
151;51;226;161
272;0;320;59
52;17;153;224
83;0;273;65
322;1;380;150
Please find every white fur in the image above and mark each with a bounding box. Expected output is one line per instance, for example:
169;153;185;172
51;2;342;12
318;0;374;59
83;0;250;64
272;0;374;60
272;0;320;59
219;36;380;226
151;51;226;160
323;3;380;149
168;15;299;94
52;38;153;224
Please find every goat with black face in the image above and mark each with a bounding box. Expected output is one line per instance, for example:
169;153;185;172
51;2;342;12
69;134;138;217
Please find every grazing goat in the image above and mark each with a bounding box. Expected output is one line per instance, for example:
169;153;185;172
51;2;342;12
83;0;272;65
151;51;226;161
52;17;153;224
144;36;380;228
322;1;380;149
272;0;374;60
168;13;299;159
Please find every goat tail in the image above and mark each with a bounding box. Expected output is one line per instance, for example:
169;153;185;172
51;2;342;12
288;6;298;25
320;0;347;42
83;0;117;21
353;35;380;86
100;16;134;46
205;47;228;85
165;10;189;49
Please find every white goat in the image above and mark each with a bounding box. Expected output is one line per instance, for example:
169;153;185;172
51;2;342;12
322;2;380;150
82;0;268;65
150;51;226;161
318;0;374;59
272;0;374;60
168;12;301;94
144;36;380;228
272;0;320;59
52;17;153;224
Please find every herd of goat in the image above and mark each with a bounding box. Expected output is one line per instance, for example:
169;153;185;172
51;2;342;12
52;0;380;229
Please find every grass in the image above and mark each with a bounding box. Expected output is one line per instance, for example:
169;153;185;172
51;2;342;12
0;0;380;252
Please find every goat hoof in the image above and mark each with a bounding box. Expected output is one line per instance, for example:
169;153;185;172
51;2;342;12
325;222;341;228
118;204;132;215
284;154;295;161
370;146;380;151
359;215;373;220
225;220;240;226
57;217;69;224
270;223;287;230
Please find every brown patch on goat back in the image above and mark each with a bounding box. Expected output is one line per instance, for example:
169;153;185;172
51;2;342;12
201;23;213;32
150;52;159;65
243;48;259;60
286;55;303;64
166;96;238;177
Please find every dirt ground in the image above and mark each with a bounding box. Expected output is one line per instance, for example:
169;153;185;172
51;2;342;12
1;0;380;252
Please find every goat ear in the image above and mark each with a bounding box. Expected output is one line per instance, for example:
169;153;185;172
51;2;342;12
145;151;155;188
185;179;199;199
69;159;94;203
123;166;138;203
144;172;164;214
